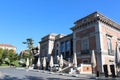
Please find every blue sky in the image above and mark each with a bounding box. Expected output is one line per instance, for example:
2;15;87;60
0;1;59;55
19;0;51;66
0;0;120;53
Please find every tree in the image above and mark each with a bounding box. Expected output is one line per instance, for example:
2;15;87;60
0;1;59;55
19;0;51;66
8;49;18;65
22;52;31;60
0;48;3;64
2;49;9;62
22;38;34;66
0;49;9;65
0;48;19;66
23;38;34;51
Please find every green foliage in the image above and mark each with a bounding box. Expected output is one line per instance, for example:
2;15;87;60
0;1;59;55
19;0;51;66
1;63;8;66
23;38;34;51
0;48;3;59
22;52;31;60
0;48;3;64
22;38;35;67
0;48;19;66
4;58;10;63
2;49;9;60
8;50;18;63
11;60;19;67
19;59;26;67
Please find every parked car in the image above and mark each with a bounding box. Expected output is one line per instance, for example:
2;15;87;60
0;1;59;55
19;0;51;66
48;64;59;71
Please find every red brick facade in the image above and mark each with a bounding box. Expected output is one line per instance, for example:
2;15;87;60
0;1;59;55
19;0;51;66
71;12;120;74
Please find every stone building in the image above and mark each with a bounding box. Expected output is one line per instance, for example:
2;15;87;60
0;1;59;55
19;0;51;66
39;12;120;74
39;33;73;59
39;33;59;58
0;44;16;53
39;33;65;69
71;12;120;74
53;34;73;61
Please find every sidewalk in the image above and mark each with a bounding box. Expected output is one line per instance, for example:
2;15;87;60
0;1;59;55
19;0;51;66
0;71;5;78
14;68;120;79
25;68;96;79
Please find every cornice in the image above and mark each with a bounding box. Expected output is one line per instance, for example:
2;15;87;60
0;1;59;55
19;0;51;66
71;12;120;31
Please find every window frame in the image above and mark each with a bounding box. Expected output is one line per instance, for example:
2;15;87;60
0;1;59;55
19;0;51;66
107;35;113;55
81;37;89;50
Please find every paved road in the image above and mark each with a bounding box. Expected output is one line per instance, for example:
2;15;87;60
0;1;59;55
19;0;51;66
0;67;120;80
0;67;90;80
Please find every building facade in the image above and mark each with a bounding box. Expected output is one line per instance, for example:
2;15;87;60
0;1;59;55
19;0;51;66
54;34;73;61
71;12;120;74
39;12;120;74
39;33;59;58
0;44;16;53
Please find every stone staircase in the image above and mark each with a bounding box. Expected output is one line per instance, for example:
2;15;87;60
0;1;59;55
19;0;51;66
57;59;75;73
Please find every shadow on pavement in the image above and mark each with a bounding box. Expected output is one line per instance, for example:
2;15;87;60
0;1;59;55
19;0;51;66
1;75;81;80
47;78;81;80
0;75;44;80
1;74;119;80
0;75;21;80
26;76;44;80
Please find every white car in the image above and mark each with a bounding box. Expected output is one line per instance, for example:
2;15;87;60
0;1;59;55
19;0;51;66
48;64;59;71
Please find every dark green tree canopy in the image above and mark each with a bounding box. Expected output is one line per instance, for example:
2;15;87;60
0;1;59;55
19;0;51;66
23;38;34;50
0;48;18;66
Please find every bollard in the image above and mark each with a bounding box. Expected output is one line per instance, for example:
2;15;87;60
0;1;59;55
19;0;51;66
110;65;116;78
103;65;108;77
96;71;99;77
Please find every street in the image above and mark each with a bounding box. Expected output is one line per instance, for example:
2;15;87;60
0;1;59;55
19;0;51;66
0;67;120;80
0;67;86;80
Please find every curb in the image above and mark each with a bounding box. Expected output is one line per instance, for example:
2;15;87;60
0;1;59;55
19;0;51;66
20;68;96;79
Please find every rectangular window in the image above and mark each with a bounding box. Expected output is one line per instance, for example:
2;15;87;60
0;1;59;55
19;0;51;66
56;50;58;56
82;60;89;64
65;41;70;51
60;42;65;52
107;37;113;55
118;40;120;52
81;38;89;50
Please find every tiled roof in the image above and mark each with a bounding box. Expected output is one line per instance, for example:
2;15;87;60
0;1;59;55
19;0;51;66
0;44;16;48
